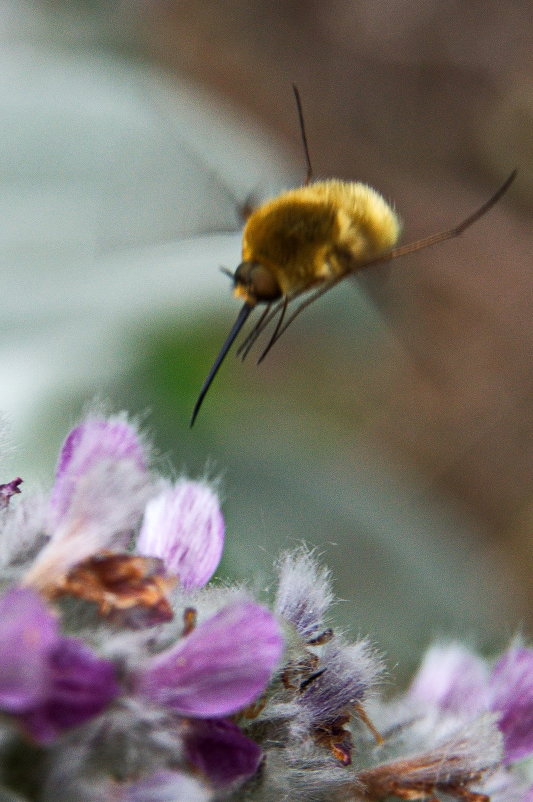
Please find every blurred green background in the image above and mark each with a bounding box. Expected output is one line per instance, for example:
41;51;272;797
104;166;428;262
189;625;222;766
1;0;531;677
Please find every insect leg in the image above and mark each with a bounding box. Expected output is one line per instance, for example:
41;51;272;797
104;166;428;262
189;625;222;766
237;299;287;361
372;169;517;264
266;278;342;348
236;303;272;360
257;295;289;363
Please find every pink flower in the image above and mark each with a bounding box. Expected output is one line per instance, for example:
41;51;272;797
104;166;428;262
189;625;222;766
137;480;224;589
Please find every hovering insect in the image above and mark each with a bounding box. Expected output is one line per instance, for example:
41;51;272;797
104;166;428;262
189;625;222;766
190;86;516;426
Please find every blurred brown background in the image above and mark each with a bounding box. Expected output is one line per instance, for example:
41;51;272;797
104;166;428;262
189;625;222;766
136;0;532;624
15;0;532;659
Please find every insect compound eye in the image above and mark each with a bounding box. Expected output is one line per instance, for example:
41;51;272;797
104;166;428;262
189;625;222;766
234;261;281;303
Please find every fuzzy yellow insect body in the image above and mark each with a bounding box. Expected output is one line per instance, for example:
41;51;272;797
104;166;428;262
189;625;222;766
237;180;401;304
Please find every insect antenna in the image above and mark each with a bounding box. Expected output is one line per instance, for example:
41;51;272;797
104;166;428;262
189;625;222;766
263;170;517;351
292;83;313;185
190;302;253;426
257;296;289;364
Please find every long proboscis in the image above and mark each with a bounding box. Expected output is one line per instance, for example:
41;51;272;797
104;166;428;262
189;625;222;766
190;302;253;426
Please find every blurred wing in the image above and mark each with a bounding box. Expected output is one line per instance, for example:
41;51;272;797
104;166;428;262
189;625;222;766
353;267;448;385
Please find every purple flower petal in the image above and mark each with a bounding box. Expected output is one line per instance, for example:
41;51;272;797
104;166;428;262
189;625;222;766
19;635;120;744
489;647;533;763
137;481;224;589
0;587;119;743
299;639;383;724
409;643;489;716
185;718;261;786
48;416;148;530
138;600;283;717
0;588;57;712
274;547;333;641
25;417;152;590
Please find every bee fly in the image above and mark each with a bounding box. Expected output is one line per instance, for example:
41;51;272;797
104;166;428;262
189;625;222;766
190;85;515;425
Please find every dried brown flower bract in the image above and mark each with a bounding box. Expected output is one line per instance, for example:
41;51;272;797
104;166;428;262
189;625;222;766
51;551;176;628
356;719;501;802
358;754;488;802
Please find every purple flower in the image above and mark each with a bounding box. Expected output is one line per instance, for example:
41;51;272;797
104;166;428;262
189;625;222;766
19;636;120;744
409;642;533;765
184;718;262;786
137;600;283;717
0;588;58;712
48;415;149;531
136;481;224;589
298;639;382;725
24;416;153;591
0;587;119;743
0;477;22;510
489;647;533;763
409;642;489;716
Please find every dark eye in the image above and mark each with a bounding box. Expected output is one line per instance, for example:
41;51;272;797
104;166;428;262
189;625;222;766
233;261;253;286
250;264;282;301
234;262;281;302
